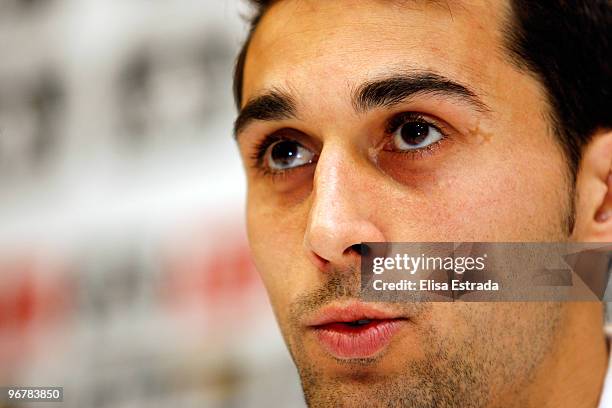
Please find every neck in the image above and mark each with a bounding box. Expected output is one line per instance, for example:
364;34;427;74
521;303;609;408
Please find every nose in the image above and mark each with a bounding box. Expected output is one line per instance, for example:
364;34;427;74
303;144;386;271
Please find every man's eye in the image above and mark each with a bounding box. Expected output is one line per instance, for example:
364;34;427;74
266;140;315;170
392;120;444;151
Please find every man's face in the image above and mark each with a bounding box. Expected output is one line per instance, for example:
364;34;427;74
237;1;582;407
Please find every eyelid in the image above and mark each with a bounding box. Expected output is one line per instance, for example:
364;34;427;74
385;111;447;136
248;128;319;175
253;148;317;182
249;133;283;168
376;111;453;160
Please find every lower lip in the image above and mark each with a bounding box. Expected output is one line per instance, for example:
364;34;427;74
313;319;405;359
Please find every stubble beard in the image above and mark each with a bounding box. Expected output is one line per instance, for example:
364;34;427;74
281;266;563;408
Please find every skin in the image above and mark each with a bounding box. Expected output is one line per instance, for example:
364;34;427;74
235;1;609;407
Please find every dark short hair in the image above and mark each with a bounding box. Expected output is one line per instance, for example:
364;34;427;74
233;0;611;180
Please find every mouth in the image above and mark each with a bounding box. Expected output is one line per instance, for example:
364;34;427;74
307;302;408;359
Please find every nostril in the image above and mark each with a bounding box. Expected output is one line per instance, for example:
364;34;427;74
347;243;370;257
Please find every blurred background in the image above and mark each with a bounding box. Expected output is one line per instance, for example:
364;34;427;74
0;0;303;407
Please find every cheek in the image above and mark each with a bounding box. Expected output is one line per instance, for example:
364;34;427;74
379;145;569;241
246;188;311;311
447;170;564;239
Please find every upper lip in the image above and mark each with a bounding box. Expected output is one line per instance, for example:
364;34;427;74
305;300;406;327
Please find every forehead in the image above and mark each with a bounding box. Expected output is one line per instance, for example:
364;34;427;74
242;0;511;106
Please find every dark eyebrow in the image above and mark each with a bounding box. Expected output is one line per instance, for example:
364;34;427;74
234;90;296;139
353;72;490;114
234;72;489;140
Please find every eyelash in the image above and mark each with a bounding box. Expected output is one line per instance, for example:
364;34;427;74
383;112;449;157
249;112;449;177
249;134;299;179
250;134;280;168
